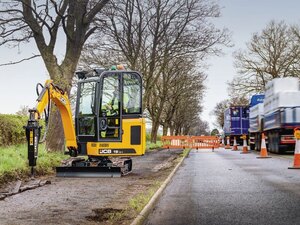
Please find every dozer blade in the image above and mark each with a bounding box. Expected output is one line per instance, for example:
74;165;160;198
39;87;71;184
56;166;122;178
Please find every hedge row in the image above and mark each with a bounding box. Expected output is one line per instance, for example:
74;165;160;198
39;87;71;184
0;114;47;147
0;114;28;147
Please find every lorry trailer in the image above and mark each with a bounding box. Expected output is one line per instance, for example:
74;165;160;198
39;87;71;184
249;77;300;153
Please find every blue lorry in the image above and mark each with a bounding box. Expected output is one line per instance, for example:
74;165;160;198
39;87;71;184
223;106;250;145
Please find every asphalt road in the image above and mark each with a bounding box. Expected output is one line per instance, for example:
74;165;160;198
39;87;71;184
144;148;300;225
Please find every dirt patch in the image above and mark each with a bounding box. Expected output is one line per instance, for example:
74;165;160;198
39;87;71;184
0;148;183;225
152;155;178;172
86;208;124;222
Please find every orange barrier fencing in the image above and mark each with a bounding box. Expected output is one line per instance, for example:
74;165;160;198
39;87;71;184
161;136;190;149
162;136;220;149
190;136;220;149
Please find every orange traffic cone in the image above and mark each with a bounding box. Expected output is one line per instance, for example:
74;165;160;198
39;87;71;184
225;136;231;149
288;129;300;169
257;133;271;158
232;137;238;151
240;138;250;154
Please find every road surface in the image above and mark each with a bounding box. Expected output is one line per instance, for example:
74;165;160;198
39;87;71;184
145;148;300;225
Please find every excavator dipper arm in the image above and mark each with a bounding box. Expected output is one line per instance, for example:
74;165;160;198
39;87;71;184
24;80;77;175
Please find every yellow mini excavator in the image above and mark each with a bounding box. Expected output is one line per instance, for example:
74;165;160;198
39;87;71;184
24;66;146;177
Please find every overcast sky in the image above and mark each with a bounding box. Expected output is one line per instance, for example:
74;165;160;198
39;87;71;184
202;0;300;129
0;0;300;130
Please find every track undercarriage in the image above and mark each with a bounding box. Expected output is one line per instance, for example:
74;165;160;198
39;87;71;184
56;156;133;178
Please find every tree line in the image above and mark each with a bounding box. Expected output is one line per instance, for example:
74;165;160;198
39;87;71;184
80;0;230;142
0;0;230;148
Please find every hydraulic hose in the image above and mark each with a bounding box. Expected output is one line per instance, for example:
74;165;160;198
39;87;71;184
36;83;50;143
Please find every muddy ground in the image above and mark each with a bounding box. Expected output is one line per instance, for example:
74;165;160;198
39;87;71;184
0;148;183;225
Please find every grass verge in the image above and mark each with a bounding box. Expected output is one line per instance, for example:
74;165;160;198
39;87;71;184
128;181;162;212
181;148;191;157
0;144;67;185
146;141;163;150
105;181;162;224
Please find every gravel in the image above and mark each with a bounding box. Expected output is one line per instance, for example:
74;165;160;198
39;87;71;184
0;148;183;225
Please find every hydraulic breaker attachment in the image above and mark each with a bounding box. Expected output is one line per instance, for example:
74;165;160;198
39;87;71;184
24;109;42;176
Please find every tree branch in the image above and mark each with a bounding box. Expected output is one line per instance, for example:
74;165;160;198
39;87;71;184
0;54;41;66
85;0;110;23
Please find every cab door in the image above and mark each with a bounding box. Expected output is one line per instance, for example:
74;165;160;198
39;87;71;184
99;73;122;141
76;80;98;152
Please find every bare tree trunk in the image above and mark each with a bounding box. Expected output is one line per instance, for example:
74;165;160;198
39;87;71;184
150;121;160;143
175;129;179;136
170;126;174;136
44;66;74;152
162;125;168;136
46;108;65;151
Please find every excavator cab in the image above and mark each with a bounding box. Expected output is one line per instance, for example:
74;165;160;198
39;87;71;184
75;70;145;157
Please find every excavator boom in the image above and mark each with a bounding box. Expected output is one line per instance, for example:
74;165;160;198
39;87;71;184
35;80;77;150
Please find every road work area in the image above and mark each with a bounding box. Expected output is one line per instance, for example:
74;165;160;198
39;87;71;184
145;148;300;225
0;148;183;225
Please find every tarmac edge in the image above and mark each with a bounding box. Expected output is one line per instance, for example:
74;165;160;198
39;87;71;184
130;149;189;225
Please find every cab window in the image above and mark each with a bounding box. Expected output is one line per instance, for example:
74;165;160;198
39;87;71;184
100;74;120;115
123;73;141;114
78;82;96;135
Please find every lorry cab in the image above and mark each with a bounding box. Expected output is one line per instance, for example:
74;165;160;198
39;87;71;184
75;69;146;157
223;106;250;145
